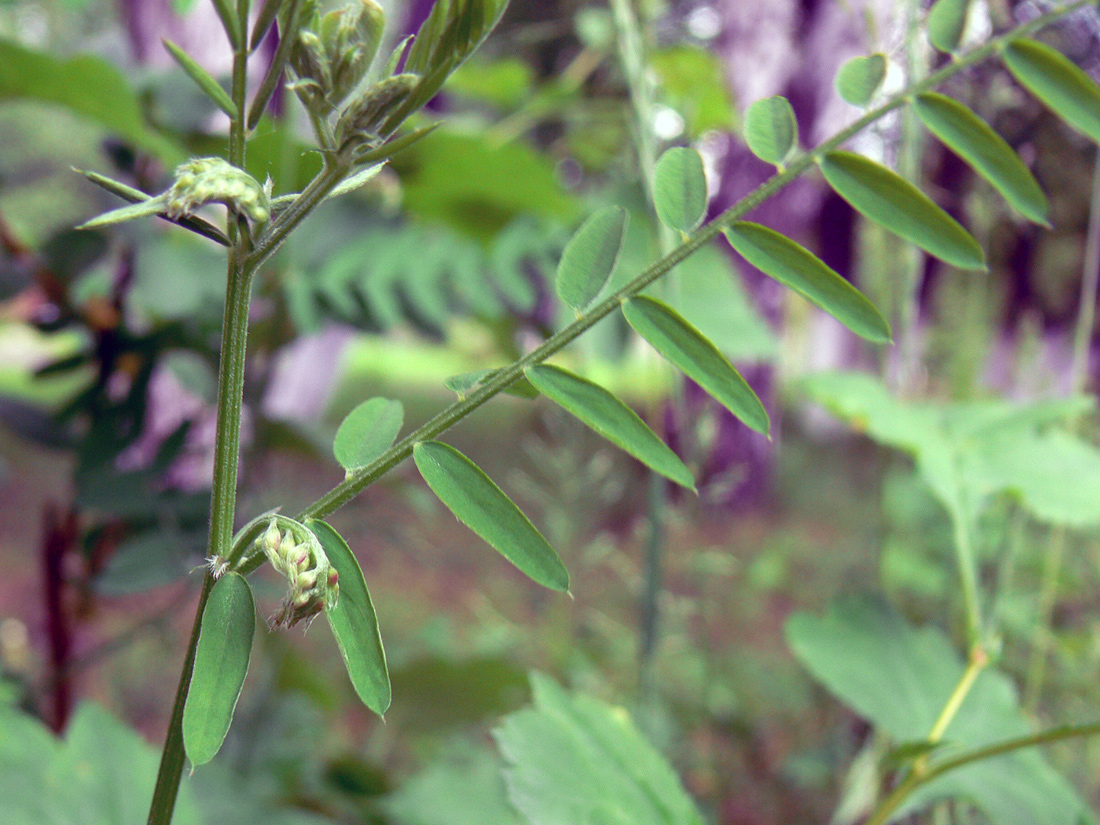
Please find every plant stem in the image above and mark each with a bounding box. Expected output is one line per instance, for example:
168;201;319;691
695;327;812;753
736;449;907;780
298;0;1091;523
864;719;1100;825
147;16;255;823
927;647;988;745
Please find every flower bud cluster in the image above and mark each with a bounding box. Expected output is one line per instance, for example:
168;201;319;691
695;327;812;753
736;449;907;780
166;157;271;225
258;518;339;629
289;0;386;115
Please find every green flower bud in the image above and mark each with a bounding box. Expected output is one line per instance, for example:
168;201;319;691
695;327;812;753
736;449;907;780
336;73;420;152
290;0;387;114
165;157;271;225
254;516;340;629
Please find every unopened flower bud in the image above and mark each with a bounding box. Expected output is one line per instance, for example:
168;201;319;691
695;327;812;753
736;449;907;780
336;73;419;151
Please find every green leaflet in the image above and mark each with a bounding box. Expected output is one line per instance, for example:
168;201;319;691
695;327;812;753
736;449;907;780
412;441;570;592
622;296;770;434
333;397;404;473
162;39;238;119
743;95;798;165
914;93;1048;225
835;54;887;107
525;365;696;491
556;206;629;312
182;573;255;767
307;519;391;716
818;151;986;271
927;0;970;53
1002;38;1100;145
723;221;892;343
653;147;708;233
210;0;242;48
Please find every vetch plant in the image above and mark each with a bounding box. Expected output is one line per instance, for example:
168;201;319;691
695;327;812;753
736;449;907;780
65;0;1100;823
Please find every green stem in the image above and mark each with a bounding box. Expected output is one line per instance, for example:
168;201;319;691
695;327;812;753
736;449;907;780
298;1;1089;524
865;720;1100;825
926;647;987;745
952;502;984;648
147;18;255;824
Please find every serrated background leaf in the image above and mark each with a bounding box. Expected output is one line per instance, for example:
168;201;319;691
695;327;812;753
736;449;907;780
787;598;1094;825
525;365;695;490
819;151;986;270
495;674;706;825
556;206;629;311
333;397;404;472
927;0;970;54
723;221;891;342
743;95;798;165
835;54;887;106
183;573;255;767
915;92;1048;225
413;441;570;591
652;147;707;233
623;296;769;433
309;519;391;716
1003;38;1100;145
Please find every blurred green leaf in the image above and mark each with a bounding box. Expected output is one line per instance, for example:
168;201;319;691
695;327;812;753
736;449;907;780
162;38;237;118
1003;38;1100;145
0;702;204;825
835;54;887;106
743;96;798;165
388;656;531;731
914;93;1048;225
787;597;1093;825
556;206;628;312
386;746;523;825
447;57;535;107
622;295;768;433
819;151;986;270
724;221;892;342
650;46;737;136
308;519;391;716
333;397;404;472
0;40;184;164
525;365;695;491
184;573;256;767
652;147;707;233
413;441;570;592
495;673;706;825
392;128;581;242
927;0;970;53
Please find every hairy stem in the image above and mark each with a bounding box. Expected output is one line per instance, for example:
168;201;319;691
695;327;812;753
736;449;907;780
147;13;254;822
298;0;1090;524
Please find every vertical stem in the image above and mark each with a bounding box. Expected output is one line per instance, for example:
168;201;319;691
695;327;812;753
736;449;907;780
147;16;254;823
